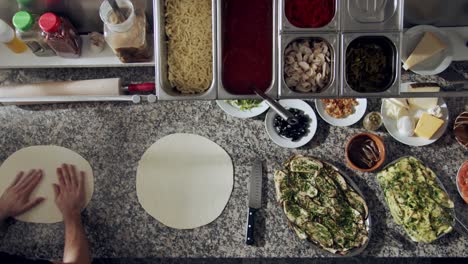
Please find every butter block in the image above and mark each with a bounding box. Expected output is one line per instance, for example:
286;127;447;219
414;113;445;139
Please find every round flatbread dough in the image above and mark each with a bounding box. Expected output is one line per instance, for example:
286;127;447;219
0;146;94;223
137;133;233;229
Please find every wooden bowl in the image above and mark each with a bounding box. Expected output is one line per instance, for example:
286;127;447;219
345;132;386;173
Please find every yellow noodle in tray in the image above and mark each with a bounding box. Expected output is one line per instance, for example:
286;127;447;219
165;0;212;94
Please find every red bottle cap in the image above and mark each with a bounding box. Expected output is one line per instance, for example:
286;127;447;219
39;13;61;33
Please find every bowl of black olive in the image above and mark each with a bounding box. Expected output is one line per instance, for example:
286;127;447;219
265;100;317;148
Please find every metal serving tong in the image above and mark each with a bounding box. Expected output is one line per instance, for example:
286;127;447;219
251;86;299;125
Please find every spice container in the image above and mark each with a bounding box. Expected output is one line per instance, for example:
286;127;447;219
280;33;339;98
363;112;383;131
99;0;152;63
38;13;81;58
12;11;56;57
280;0;340;32
0;19;28;54
341;33;401;97
341;0;403;32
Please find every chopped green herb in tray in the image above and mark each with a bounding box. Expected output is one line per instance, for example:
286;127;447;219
226;100;262;111
345;37;394;93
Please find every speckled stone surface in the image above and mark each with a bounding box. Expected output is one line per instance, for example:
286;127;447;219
0;67;466;260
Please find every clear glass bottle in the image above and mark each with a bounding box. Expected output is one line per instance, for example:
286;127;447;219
99;0;152;63
38;12;82;58
0;19;28;54
12;11;56;57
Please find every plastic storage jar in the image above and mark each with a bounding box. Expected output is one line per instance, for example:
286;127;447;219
0;18;28;53
38;12;82;58
99;0;152;63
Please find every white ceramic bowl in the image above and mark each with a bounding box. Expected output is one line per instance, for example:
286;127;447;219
315;98;367;127
265;100;317;149
216;100;269;119
402;25;453;75
381;98;449;147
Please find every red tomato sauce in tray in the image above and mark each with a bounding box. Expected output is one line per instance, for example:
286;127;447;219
221;0;273;95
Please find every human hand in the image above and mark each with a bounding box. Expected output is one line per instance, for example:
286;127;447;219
53;164;86;222
0;170;45;221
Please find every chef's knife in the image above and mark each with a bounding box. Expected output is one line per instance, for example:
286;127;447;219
246;159;263;245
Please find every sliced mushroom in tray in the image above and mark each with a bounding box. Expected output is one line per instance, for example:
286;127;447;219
284;39;332;93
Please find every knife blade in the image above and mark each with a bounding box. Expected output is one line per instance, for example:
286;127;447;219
246;159;263;245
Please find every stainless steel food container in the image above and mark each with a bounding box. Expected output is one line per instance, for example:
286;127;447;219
155;0;218;100
279;33;340;98
341;32;401;97
280;0;340;32
217;0;278;100
341;0;403;32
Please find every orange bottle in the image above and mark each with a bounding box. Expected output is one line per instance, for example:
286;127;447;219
0;18;28;53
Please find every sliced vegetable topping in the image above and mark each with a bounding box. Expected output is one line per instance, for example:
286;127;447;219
274;155;369;255
377;157;454;243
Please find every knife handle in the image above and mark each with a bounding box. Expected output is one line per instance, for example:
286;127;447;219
246;207;256;245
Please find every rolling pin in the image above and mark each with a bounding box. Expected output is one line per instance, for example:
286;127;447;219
0;78;123;97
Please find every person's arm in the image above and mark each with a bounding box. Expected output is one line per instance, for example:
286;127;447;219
53;164;91;264
0;170;45;222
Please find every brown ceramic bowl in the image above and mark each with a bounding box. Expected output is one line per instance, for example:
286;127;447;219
345;132;386;173
454;112;468;150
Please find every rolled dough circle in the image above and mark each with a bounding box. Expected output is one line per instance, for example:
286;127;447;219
136;133;233;229
0;146;94;223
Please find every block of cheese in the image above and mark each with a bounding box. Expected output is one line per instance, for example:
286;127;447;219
408;83;440;93
408;97;438;110
384;99;409;120
388;98;409;109
403;32;447;70
414;112;445;139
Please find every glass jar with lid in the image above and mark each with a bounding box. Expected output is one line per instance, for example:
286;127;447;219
13;11;56;57
99;0;152;63
38;12;82;58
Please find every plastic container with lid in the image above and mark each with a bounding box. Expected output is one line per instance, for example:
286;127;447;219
38;12;82;58
0;19;28;54
16;0;45;14
99;0;152;63
13;11;56;57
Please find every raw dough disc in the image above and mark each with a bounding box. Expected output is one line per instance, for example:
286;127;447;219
0;146;94;223
136;133;233;229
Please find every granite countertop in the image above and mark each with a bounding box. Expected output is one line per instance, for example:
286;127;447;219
0;67;467;260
